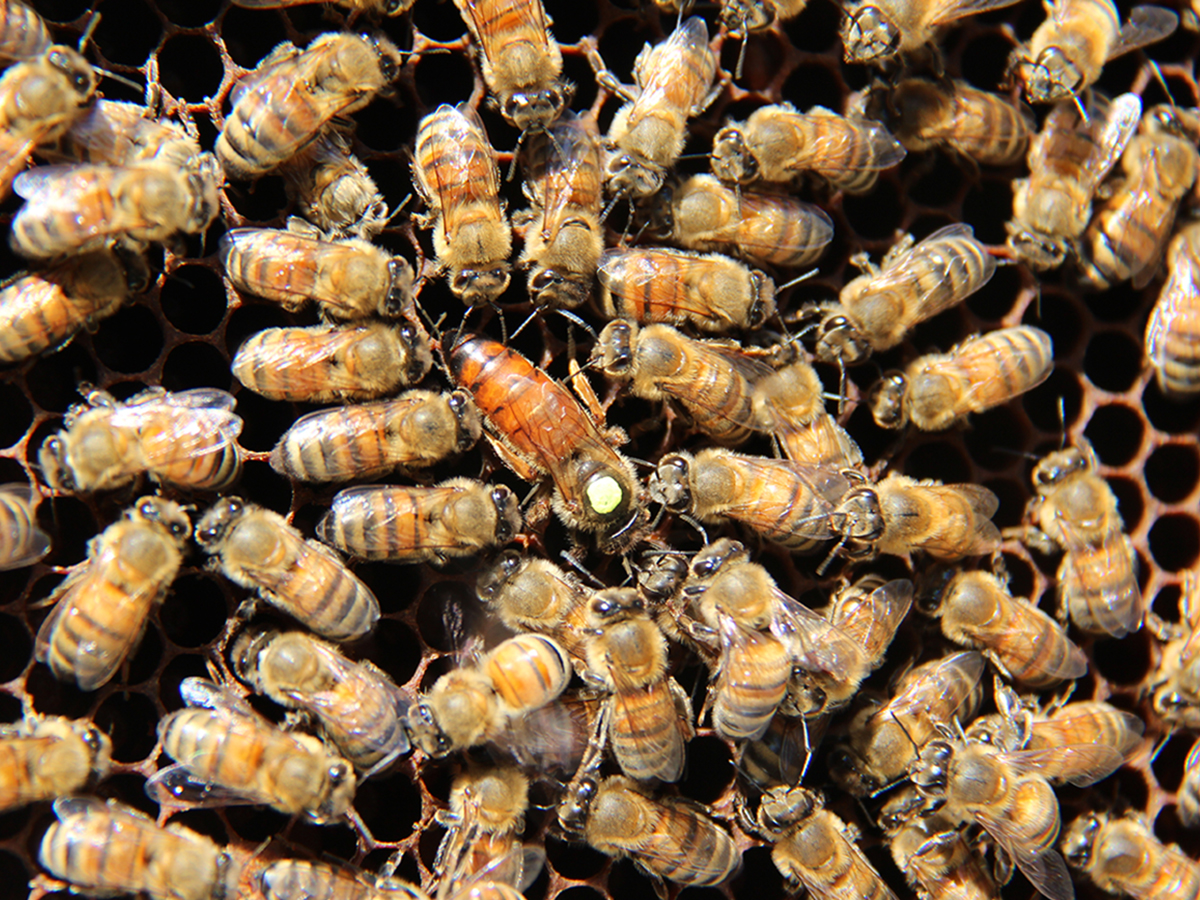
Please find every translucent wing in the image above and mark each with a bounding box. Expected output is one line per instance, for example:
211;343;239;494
861;224;994;322
1108;5;1179;60
770;586;867;679
716;459;855;542
106;396;243;465
536;115;600;239
927;0;1023;28
0;484;50;569
890;651;985;721
915;484;1001;558
792;114;907;174
13;164;98;202
1080;93;1142;195
494;696;597;774
145;761;263;810
53;794;141;821
320;485;494;556
1060;536;1142;639
729;195;835;262
831;578;914;658
121;387;239;412
1004;743;1123;787
1146;242;1200;371
632;17;711;116
179;676;257;715
972;817;1075;900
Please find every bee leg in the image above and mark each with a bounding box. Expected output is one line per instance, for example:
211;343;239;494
631;861;670;900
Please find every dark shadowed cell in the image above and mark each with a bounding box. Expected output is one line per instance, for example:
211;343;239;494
1149;513;1200;572
1084;330;1142;393
94;690;158;763
161;266;228;336
1144;443;1200;504
1084;404;1144;468
162;343;235;393
157;34;224;101
159;574;229;649
92;306;163;374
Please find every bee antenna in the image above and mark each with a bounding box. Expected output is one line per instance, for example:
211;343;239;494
734;30;748;82
558;550;606;589
1149;59;1177;112
677;513;709;546
623;454;656;471
1056;395;1067;449
1072;92;1090;125
96;67;145;94
776;268;821;291
815;535;847;577
77;11;100;52
508;308;541;343
599;192;621;225
555;308;599;341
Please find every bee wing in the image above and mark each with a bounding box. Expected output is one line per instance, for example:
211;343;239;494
1108;5;1179;60
790;115;907;174
493;696;597;774
107;398;243;458
145;761;265;810
774;712;829;786
1058;535;1142;639
1005;744;1124;787
708;459;853;541
889;650;985;720
971;817;1075;900
536;117;600;239
1079;93;1142;195
1146;243;1200;372
0;484;50;569
865;223;995;320
13;164;103;202
833;578;914;653
53;795;143;821
769;587;868;679
178;675;258;716
635;16;712;115
926;0;1022;28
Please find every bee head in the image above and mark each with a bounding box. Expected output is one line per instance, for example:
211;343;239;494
710;126;755;185
503;83;571;133
476;549;524;603
1021;47;1080;104
1061;813;1101;870
869;371;908;430
489;486;522;544
195;496;247;549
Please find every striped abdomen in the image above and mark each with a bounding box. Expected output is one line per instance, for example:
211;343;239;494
0;261;125;364
632;799;740;886
0;3;49;62
260;860;376;900
774;814;895;900
1147;228;1200;397
1062;534;1142;639
137;408;243;491
901;231;996;320
0;485;48;569
713;628;790;740
256;540;377;641
414;105;504;236
948;86;1032;165
484;634;572;713
722;191;832;268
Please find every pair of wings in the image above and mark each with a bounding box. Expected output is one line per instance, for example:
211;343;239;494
1038;0;1179;64
414;104;501;244
629;16;716;117
13;164;168;246
1146;232;1200;376
526;113;601;240
104;387;244;462
1031;93;1141;205
785;108;907;175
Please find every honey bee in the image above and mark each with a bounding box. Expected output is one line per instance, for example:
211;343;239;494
231;628;412;774
719;0;808;38
269;389;482;483
406;633;571;757
649;448;866;552
221;226;414;321
0;250;133;365
582;588;694;781
651;175;834;269
476;550;591;669
886;77;1035;167
829;650;985;796
1012;0;1178;105
927;570;1087;688
1006;91;1141;270
453;0;568;132
35;496;189;691
1062;811;1200;900
412;104;512;307
51;98;201;170
39;796;242;900
1021;440;1142;638
745;786;898;900
231;0;414;14
11;155;222;260
232;321;433;404
1148;569;1200;728
435;764;532;886
517;112;603;310
869;326;1055;431
0;0;49;63
558;774;740;888
1079;107;1200;290
750;363;863;467
0;483;49;570
590;16;719;199
283;131;388;240
1146;221;1200;397
0;44;97;201
881;786;999;900
0;715;111;811
785;573;913;718
811;224;996;367
317;479;521;565
710;103;906;194
597;247;776;333
447;334;643;550
149;676;357;822
259;859;425;900
1180;738;1200;827
40;386;243;494
840;0;1023;66
216;32;403;180
196;497;380;642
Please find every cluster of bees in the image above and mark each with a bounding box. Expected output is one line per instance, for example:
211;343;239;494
3;0;1200;898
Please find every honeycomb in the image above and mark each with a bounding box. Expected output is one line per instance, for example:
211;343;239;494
1;0;1199;898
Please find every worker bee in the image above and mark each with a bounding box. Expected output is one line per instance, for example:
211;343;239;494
39;796;241;900
650;448;866;552
407;633;571;757
217;32;404;180
50;98;201;170
517;112;603;310
1079;106;1200;290
232;0;414;14
231;321;433;404
650;175;834;269
881;786;999;900
840;0;1023;66
453;0;568;132
40;386;243;495
926;570;1087;688
582;588;694;781
744;786;898;900
35;496;189;691
0;0;49;63
0;249;134;365
231;628;412;774
886;77;1035;166
1063;811;1200;900
476;550;591;669
448;334;643;551
196;496;380;642
710;103;906;194
221;226;414;321
591;16;719;200
1146;221;1200;397
1012;0;1178;105
317;479;521;565
1021;440;1142;638
0;44;97;201
912;734;1123;900
829;650;985;796
1148;569;1200;728
283;131;388;241
11;155;222;260
597;247;776;333
0;715;111;811
750;363;863;467
149;677;357;822
412;104;512;307
558;774;740;889
1006;91;1141;270
869;326;1055;431
435;765;531;885
259;859;424;900
269;389;481;483
785;573;913;718
0;483;49;570
810;224;996;367
720;0;808;38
